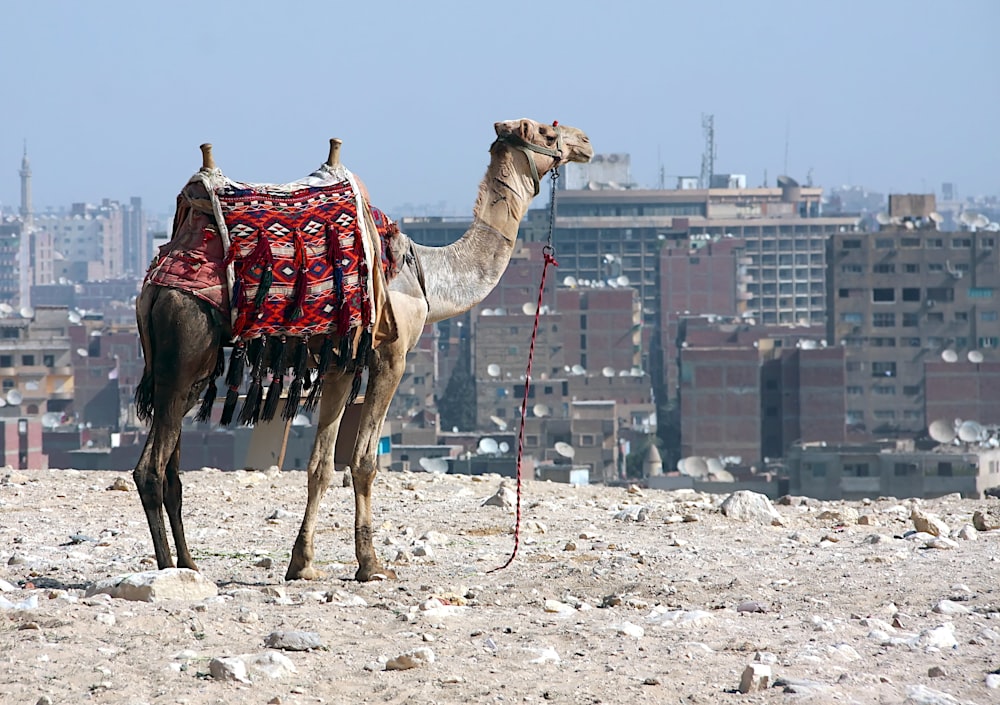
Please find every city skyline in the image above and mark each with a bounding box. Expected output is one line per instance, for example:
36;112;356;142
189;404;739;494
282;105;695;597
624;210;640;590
2;0;997;219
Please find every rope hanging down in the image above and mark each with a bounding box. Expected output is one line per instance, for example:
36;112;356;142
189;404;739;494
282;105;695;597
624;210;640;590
489;161;561;573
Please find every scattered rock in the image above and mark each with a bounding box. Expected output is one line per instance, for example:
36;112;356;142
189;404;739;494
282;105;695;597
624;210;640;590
106;477;131;491
739;663;772;693
613;505;649;522
263;631;324;651
911;508;949;537
482;485;516;509
385;647;435;670
85;569;218;603
973;506;1000;531
720;491;783;526
209;656;250;683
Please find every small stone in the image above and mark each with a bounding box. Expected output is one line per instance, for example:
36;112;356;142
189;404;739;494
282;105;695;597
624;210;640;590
911;508;949;537
255;557;274;568
925;537;959;550
614;506;649;522
563;540;577;551
85;568;218;603
209;656;250;683
263;630;324;651
385;647;435;670
858;514;877;526
737;601;767;613
482;486;516;510
614;621;644;639
954;525;977;541
106;477;131;491
643;677;661;685
933;600;971;615
720;491;783;526
739;663;772;693
973;506;1000;531
986;673;1000;689
927;666;947;678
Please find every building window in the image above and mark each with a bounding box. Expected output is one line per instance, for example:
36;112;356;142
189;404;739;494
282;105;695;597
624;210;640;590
927;238;944;249
968;287;994;299
905;263;920;273
873;312;896;327
927;311;944;323
21;355;35;366
873;409;896;420
901;288;920;302
873;288;895;303
954;311;969;322
0;355;11;367
951;238;972;248
873;263;895;274
900;238;921;248
806;462;827;477
875;238;894;249
842;239;862;249
872;361;896;378
43;354;55;367
903;385;921;395
873;385;895;395
846;361;863;372
902;313;919;327
905;337;921;346
978;337;1000;349
870;337;896;347
841;312;863;324
982;311;999;322
927;287;955;302
845;462;870;476
847;385;863;395
894;462;917;476
841;264;863;274
928;263;944;272
937;462;953;476
981;237;995;249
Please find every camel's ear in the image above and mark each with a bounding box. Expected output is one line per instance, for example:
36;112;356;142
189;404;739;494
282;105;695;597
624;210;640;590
518;119;532;140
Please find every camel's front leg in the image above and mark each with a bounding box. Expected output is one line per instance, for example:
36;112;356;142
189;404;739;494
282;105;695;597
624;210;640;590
164;439;198;571
351;345;406;581
286;373;353;581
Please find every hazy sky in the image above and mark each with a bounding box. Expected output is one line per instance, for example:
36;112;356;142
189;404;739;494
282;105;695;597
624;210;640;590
2;0;996;219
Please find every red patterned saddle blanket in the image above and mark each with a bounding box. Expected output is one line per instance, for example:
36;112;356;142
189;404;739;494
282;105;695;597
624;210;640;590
144;165;400;425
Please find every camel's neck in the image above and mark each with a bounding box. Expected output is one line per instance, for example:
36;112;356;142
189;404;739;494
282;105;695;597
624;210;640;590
412;147;537;324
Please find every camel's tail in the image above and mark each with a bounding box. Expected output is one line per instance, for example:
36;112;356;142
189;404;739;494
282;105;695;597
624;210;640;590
135;372;154;423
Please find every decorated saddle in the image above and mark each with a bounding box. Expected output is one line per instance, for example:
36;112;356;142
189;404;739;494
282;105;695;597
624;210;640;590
145;162;401;426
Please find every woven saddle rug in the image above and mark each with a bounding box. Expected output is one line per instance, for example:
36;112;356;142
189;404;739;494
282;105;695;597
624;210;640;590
145;163;400;426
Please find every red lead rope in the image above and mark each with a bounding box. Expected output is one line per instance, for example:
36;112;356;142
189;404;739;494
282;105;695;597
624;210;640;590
489;248;558;573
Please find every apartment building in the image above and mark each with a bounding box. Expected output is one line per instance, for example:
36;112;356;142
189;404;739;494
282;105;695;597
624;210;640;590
826;201;1000;439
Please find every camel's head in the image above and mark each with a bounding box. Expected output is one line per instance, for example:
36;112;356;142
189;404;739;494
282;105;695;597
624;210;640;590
493;119;593;195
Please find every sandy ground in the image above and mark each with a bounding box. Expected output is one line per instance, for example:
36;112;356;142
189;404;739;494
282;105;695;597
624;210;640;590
1;466;999;704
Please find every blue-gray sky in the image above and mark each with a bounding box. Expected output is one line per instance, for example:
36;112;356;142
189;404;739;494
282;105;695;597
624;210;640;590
2;0;996;219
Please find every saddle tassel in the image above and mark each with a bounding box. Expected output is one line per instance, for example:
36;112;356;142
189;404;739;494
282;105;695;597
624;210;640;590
288;230;308;321
282;337;310;420
303;336;334;413
238;336;267;426
220;342;246;426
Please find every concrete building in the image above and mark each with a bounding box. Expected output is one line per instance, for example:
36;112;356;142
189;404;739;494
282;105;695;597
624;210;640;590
826;197;1000;440
33;200;126;283
787;440;1000;500
0;218;23;304
0;306;74;420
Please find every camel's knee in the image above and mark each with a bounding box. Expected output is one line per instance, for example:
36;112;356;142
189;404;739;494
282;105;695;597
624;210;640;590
350;460;378;486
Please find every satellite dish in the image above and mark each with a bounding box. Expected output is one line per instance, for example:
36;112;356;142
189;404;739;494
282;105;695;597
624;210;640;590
480;308;494;317
6;390;22;405
928;211;943;224
706;457;725;476
19;307;34;319
678;456;708;477
521;302;537;316
928;419;956;444
495;442;508;454
959;211;978;226
875;212;891;225
601;366;615;378
974;214;990;228
41;412;61;429
571;364;585;375
68;310;82;324
0;303;12;314
486;363;501;377
554;441;575;459
533;403;550;417
630;367;643;377
489;415;508;431
968;350;984;363
291;413;310;427
0;398;6;408
958;420;985;443
563;275;577;287
478;437;500;455
616;275;630;287
712;469;735;482
76;348;89;357
941;349;959;363
418;457;449;473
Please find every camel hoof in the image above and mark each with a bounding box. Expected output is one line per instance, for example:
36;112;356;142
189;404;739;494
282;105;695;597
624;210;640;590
286;565;327;581
356;565;396;582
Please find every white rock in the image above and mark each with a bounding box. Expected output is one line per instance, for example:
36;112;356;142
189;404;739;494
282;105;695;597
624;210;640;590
910;623;958;651
0;594;38;610
827;643;860;661
720;491;783;526
932;600;971;615
954;525;977;541
94;612;116;626
384;647;435;670
613;506;649;522
739;663;772;693
986;673;1000;689
244;650;297;678
86;568;218;603
614;621;645;639
905;684;963;704
647;608;713;628
543;599;576;616
925;537;959;550
528;646;560;664
420;530;448;545
209;656;250;683
0;578;17;592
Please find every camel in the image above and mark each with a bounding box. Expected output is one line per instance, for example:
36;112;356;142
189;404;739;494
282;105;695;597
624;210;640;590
133;118;593;581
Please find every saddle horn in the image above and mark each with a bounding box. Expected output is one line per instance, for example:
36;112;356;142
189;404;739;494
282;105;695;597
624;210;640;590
199;143;216;171
326;138;342;167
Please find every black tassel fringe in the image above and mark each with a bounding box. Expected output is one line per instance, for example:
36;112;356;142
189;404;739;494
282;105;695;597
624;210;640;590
261;375;283;422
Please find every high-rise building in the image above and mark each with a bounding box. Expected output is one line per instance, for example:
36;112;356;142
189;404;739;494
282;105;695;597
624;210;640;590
826;196;1000;439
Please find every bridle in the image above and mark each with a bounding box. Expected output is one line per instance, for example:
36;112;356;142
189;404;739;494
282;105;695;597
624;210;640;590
497;123;565;197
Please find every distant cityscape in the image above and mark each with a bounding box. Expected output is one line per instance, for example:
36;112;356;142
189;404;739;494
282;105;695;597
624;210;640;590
1;138;999;500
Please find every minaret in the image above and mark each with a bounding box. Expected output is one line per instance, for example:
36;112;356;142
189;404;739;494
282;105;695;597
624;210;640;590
18;142;33;308
19;142;32;222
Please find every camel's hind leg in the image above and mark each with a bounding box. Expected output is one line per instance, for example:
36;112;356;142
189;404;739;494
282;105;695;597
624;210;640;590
164;438;198;570
133;403;188;570
286;371;354;581
351;342;407;581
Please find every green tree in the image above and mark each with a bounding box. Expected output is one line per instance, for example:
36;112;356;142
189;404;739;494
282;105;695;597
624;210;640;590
438;336;477;431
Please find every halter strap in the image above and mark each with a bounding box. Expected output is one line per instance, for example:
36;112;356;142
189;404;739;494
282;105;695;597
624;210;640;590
498;125;564;197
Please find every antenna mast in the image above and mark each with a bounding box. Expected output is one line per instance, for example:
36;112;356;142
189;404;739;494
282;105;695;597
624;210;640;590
700;114;715;189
